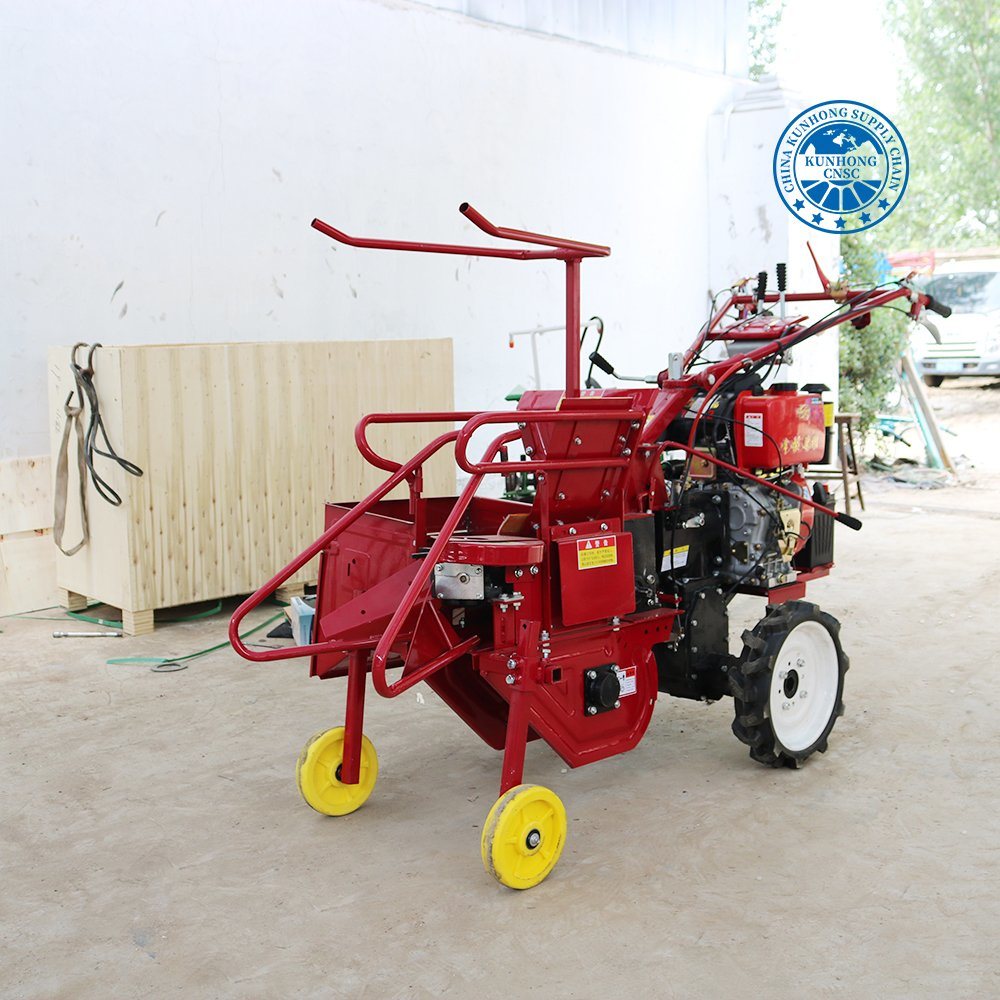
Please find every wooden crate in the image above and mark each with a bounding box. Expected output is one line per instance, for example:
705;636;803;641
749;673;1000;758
0;456;60;617
47;340;454;634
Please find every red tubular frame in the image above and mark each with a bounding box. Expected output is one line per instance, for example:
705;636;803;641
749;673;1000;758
312;203;609;398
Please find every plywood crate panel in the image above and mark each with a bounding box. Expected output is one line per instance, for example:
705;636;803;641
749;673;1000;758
47;340;454;630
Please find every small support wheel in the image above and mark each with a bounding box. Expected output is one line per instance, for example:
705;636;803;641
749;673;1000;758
296;726;378;816
729;601;848;768
481;784;567;890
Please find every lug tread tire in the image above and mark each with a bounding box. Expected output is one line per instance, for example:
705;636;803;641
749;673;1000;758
731;600;847;769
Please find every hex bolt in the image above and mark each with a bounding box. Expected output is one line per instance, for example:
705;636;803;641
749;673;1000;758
518;422;526;429
622;448;632;456
800;690;808;699
540;630;550;641
436;564;444;572
530;565;539;575
691;645;698;653
569;527;577;535
601;490;611;499
796;656;805;667
587;670;597;679
514;568;523;578
574;436;583;445
459;573;469;584
612;616;621;626
698;591;705;599
525;446;534;455
474;567;482;575
782;701;791;710
691;620;698;627
507;658;517;669
716;588;723;595
614;700;621;709
712;495;722;505
601;523;610;531
631;421;640;429
436;592;445;599
587;706;598;715
557;491;566;500
618;435;627;443
647;574;657;583
505;674;515;685
779;670;787;679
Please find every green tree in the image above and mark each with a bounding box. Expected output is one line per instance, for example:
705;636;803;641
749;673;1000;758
838;234;909;433
748;0;785;80
884;0;999;248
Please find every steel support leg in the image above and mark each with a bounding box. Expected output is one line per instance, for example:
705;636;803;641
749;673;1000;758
499;688;529;794
340;650;367;784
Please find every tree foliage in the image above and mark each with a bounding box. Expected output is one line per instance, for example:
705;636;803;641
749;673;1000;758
838;234;909;433
884;0;999;248
748;0;785;80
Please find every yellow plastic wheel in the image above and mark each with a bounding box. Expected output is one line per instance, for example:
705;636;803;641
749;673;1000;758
481;784;567;889
295;726;378;816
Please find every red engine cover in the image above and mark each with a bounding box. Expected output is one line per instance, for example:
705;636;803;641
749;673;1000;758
734;387;826;469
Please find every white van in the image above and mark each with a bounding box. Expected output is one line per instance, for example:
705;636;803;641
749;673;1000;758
913;252;1000;387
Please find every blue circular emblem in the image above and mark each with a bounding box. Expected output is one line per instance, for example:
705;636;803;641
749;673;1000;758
773;100;908;234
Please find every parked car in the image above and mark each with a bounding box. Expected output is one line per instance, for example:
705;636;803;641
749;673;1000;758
912;253;1000;387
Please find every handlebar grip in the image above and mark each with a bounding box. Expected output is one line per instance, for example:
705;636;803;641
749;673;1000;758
776;262;787;293
836;512;863;531
589;351;615;376
925;294;952;319
755;270;768;302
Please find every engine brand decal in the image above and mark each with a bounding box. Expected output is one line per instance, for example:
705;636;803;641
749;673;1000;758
661;544;689;571
614;664;637;697
772;99;909;234
576;536;617;570
744;412;764;447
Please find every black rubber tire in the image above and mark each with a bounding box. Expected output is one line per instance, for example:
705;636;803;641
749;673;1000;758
729;600;848;768
923;374;944;388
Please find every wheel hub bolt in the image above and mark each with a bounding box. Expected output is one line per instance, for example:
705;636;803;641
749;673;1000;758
782;701;791;711
526;829;541;849
800;690;808;699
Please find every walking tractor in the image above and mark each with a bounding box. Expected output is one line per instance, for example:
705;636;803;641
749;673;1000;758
229;203;951;889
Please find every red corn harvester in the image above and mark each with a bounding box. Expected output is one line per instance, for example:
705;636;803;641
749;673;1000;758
229;203;951;889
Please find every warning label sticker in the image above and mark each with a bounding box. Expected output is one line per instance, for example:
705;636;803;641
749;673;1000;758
614;664;637;697
744;412;764;447
661;544;689;572
576;535;618;570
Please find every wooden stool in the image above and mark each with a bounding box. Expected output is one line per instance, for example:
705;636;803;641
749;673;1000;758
805;413;865;517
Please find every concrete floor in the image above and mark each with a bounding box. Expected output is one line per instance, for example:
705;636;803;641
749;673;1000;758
3;383;999;999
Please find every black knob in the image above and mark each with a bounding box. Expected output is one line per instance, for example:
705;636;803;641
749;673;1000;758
776;262;787;293
755;270;768;302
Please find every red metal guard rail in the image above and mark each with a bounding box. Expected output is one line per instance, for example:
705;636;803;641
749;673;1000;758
356;411;480;473
228;428;463;662
454;408;646;475
369;428;521;698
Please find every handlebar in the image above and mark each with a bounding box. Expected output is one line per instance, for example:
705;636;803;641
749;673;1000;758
924;294;953;319
311;202;609;262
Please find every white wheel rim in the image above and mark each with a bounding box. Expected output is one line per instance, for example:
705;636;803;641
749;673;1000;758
768;620;839;753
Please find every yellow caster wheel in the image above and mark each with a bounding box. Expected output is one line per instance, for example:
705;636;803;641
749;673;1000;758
296;726;378;816
481;784;567;889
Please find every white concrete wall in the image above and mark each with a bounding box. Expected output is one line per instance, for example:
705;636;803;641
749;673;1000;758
1;0;743;459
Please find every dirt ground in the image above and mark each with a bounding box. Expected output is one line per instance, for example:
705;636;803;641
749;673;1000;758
2;380;999;1000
